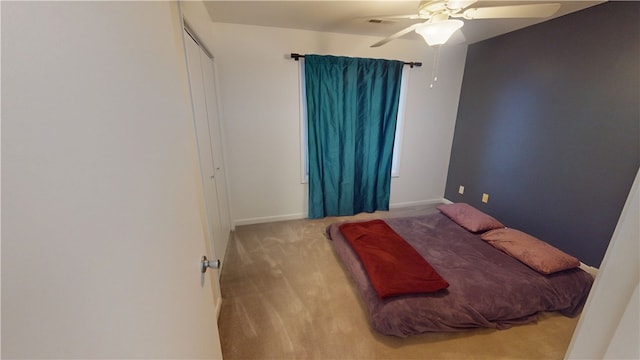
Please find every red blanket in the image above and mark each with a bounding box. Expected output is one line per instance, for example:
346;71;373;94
339;219;449;299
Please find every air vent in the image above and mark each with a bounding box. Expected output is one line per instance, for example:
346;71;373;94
368;19;394;24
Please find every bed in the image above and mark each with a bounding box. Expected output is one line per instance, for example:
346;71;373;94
325;205;594;337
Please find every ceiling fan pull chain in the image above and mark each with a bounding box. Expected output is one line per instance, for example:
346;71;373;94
430;45;441;88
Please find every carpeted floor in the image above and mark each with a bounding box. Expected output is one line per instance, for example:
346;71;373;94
217;204;582;359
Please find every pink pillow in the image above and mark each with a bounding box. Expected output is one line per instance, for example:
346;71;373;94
437;203;504;233
481;228;580;274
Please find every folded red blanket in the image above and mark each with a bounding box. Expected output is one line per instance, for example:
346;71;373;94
339;219;449;299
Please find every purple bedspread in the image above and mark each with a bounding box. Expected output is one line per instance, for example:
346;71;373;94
325;212;594;337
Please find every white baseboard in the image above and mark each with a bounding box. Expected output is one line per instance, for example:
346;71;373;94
579;262;599;278
389;198;449;208
234;212;305;227
234;198;450;226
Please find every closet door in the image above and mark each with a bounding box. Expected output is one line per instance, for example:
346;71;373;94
200;50;231;256
184;31;224;276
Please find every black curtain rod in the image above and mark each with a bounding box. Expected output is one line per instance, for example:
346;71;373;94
290;53;422;68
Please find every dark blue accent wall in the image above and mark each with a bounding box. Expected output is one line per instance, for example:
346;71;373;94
444;2;639;267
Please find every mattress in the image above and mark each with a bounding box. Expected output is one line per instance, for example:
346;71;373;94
325;212;594;337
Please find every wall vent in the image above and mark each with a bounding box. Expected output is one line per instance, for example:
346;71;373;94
368;19;394;24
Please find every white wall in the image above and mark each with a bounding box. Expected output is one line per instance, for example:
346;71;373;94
2;2;222;358
205;22;467;225
565;169;640;359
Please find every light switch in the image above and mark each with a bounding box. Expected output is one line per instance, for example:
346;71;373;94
482;193;489;203
458;185;465;194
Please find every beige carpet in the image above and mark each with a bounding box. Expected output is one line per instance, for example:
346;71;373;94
218;205;581;359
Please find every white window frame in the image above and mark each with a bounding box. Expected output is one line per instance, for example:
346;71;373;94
299;62;408;183
392;67;409;178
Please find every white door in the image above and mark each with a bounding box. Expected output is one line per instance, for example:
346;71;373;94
1;2;223;358
201;51;232;254
183;30;231;269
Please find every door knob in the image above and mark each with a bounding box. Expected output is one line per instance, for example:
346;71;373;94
201;255;220;273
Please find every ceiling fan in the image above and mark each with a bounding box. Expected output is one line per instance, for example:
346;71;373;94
370;0;561;47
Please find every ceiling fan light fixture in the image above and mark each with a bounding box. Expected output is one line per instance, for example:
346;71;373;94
415;19;464;46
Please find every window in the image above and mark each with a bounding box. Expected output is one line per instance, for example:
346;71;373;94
299;62;408;183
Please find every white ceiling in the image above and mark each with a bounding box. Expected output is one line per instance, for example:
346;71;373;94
202;1;604;46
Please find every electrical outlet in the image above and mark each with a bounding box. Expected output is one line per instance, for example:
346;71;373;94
458;185;464;194
482;193;489;203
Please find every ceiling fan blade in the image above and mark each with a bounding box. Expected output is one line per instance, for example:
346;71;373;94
463;3;561;19
370;23;424;47
447;0;478;10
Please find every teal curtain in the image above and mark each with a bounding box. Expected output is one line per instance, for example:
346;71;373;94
305;55;404;218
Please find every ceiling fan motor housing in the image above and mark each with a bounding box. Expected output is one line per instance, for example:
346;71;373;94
418;1;449;17
418;0;475;19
